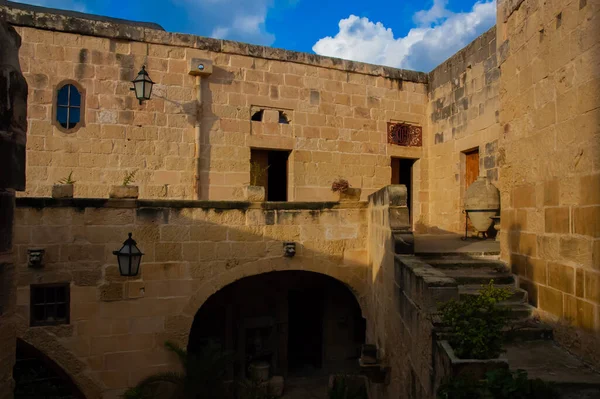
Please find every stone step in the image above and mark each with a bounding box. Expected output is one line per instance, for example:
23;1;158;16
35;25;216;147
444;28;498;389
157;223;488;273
504;340;600;398
424;258;507;269
415;252;500;260
459;284;528;302
441;268;515;285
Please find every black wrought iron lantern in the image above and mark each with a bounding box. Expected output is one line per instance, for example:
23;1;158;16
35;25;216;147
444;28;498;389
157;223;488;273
131;65;154;105
113;233;144;276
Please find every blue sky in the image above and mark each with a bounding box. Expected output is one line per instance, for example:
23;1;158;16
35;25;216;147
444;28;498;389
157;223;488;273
14;0;497;71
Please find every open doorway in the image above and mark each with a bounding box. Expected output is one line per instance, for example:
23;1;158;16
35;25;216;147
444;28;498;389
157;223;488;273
391;158;416;223
288;289;323;374
250;149;290;201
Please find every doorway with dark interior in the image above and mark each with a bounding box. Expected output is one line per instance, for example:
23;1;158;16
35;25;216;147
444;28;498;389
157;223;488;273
463;148;480;233
391;158;416;224
287;289;324;375
250;149;290;201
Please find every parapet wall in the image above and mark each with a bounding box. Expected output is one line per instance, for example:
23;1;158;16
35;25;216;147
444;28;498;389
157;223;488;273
13;198;369;398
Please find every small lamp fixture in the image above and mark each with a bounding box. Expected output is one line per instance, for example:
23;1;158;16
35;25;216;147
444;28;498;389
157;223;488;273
131;65;154;105
113;233;144;277
27;248;45;268
283;242;296;257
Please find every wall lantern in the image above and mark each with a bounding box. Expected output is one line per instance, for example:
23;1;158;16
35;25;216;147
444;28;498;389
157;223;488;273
113;233;144;277
131;65;154;105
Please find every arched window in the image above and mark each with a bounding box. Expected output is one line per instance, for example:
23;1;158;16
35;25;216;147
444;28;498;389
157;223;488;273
54;82;84;132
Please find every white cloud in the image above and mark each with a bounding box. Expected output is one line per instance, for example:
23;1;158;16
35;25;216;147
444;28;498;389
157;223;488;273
178;0;279;46
312;0;496;72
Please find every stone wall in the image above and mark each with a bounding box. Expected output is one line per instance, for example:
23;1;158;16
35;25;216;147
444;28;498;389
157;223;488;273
497;0;600;366
13;199;368;399
0;18;28;399
426;27;501;233
1;3;428;202
366;185;457;398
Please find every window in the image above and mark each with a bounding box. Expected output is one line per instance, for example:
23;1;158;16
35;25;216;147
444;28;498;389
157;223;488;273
54;82;84;132
30;284;70;327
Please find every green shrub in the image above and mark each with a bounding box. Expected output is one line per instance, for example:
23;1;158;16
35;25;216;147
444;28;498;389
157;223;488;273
437;369;559;399
439;281;513;359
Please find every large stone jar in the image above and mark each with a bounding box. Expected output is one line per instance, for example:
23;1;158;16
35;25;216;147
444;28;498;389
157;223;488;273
464;176;500;234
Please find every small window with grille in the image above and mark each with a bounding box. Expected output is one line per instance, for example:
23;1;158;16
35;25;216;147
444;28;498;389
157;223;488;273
30;284;70;327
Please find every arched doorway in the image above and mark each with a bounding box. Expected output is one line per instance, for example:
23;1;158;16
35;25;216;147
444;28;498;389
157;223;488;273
13;339;85;399
188;271;366;381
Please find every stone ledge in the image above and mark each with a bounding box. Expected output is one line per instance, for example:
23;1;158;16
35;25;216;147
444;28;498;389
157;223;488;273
0;1;428;83
15;197;368;211
395;256;458;311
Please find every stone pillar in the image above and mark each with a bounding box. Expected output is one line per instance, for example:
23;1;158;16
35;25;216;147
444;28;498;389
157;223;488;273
0;18;28;399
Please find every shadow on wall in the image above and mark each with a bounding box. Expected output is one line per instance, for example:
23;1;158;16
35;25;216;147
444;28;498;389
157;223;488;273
12;201;373;398
507;223;600;369
151;66;235;200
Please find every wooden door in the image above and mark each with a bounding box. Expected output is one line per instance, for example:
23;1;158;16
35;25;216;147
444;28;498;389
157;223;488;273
465;149;479;189
465;149;479;232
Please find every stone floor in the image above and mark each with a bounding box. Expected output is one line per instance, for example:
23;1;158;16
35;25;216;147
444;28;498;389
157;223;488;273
281;376;329;399
414;234;500;255
505;341;600;384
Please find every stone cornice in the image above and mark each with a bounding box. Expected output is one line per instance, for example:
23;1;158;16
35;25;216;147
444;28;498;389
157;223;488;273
0;1;428;84
16;197;368;210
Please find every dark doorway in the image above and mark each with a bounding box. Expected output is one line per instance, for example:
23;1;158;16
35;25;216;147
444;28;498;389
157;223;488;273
250;149;290;201
288;289;324;373
13;339;85;399
391;158;416;222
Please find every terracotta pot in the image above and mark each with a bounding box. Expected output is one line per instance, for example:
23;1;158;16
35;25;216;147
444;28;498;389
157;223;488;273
51;184;73;199
464;176;500;233
109;185;139;199
339;187;362;202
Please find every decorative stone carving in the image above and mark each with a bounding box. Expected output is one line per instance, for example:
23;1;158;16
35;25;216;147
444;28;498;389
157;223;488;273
464;176;500;234
0;20;28;190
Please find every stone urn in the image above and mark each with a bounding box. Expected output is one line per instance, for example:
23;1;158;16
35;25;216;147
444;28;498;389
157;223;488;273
109;185;139;199
52;184;73;199
339;188;362;202
245;185;265;202
464;176;500;234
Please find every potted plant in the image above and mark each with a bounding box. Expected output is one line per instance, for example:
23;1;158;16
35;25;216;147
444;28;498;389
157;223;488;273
110;169;139;199
436;281;513;382
246;162;269;202
331;178;361;202
52;171;75;199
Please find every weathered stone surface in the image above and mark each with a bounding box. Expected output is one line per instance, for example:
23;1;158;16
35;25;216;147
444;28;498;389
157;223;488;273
0;19;27;191
51;184;74;199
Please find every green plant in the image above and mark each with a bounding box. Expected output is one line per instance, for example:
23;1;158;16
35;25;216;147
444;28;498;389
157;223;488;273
328;375;368;399
122;169;138;186
485;369;559;399
437;369;560;399
437;375;487;399
331;178;350;193
439;281;513;359
250;162;270;186
122;340;234;399
57;171;75;185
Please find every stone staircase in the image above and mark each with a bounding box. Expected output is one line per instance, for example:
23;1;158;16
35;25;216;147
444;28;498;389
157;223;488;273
418;251;600;398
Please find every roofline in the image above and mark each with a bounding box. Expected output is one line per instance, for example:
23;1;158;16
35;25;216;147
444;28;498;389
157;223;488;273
0;1;428;84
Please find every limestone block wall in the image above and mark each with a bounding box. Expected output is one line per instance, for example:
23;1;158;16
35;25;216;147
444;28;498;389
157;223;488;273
497;0;600;366
426;28;501;233
366;185;458;398
13;199;368;399
2;3;428;202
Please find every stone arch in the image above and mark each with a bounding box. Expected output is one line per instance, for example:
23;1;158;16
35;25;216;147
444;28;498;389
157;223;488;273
16;329;103;399
164;256;369;347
